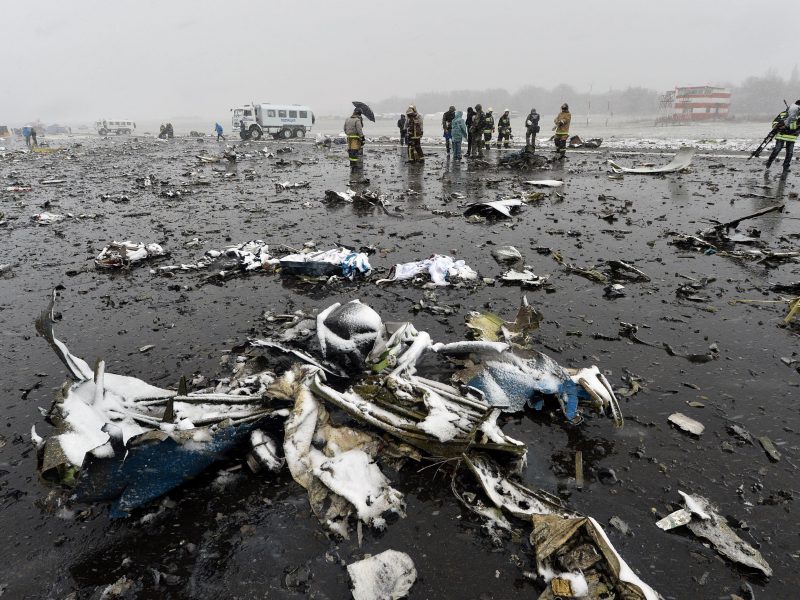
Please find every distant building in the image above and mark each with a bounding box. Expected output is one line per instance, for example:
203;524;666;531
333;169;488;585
656;85;732;125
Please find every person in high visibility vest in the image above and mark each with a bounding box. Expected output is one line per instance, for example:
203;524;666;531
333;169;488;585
406;105;424;163
344;108;365;168
553;103;571;160
483;108;495;150
496;109;512;149
766;99;800;173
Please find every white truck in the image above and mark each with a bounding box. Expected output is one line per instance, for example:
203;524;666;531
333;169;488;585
95;119;136;135
232;103;314;140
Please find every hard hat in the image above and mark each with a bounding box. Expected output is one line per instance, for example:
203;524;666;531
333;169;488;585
488;107;494;112
503;108;509;113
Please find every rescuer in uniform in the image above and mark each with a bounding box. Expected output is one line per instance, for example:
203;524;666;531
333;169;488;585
553;103;571;160
469;104;486;158
406;105;424;163
496;109;512;149
525;108;540;150
344;107;365;168
766;99;800;173
483;108;495;151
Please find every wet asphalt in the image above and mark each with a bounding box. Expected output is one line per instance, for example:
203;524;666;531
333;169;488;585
0;135;798;599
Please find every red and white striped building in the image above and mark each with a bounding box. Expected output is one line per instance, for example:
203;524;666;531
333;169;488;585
671;86;732;121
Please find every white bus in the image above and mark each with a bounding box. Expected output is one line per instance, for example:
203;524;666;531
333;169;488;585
232;103;314;140
95;119;136;135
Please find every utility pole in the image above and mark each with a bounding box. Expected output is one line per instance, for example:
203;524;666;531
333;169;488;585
586;84;592;127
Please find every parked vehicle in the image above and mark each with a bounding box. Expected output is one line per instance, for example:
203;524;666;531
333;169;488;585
232;103;314;140
95;119;136;135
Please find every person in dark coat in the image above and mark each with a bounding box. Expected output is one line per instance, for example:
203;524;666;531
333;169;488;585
397;113;407;146
465;107;476;157
442;105;455;155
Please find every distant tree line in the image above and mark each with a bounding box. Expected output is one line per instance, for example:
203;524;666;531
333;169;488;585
728;67;800;118
370;69;800;120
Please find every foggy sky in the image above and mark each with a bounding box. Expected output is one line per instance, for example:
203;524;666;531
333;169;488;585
3;0;796;125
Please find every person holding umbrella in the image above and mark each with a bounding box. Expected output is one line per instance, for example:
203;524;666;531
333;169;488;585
344;107;365;168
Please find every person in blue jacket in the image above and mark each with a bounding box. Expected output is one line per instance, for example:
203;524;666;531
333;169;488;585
22;126;31;147
449;110;468;160
215;123;225;141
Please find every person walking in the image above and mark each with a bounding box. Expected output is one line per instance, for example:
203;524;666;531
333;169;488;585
553;103;571;159
406;105;424;163
442;105;455;155
397;113;407;146
465;107;476;157
766;99;800;173
22;126;31;147
496;109;512;149
215;122;225;141
450;110;467;160
344;107;365;168
483;108;495;151
469;104;486;158
30;126;38;147
525;108;540;150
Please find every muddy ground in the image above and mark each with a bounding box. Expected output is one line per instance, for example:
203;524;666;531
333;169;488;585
0;135;798;599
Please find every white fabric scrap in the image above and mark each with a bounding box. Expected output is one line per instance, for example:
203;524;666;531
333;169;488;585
347;550;417;600
378;254;477;286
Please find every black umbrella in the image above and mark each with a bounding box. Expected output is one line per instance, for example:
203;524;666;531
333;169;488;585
352;101;375;122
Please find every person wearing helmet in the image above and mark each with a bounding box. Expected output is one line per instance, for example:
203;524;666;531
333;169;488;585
442;105;456;155
553;103;571;160
766;99;800;173
344;107;365;168
406;105;424;163
525;108;540;150
483;107;495;151
496;109;512;149
469;104;486;158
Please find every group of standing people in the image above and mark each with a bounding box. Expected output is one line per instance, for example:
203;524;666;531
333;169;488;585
22;126;38;147
395;103;571;160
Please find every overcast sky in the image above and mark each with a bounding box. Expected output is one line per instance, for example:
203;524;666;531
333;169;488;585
3;0;796;125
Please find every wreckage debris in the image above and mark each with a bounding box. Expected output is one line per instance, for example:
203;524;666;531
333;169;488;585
656;491;772;577
568;135;603;148
31;293;663;595
347;550;417;600
280;247;372;279
32;212;65;225
668;412;705;436
531;514;660;600
490;245;523;265
524;179;564;188
500;268;549;288
95;241;166;269
377;255;477;286
608;147;694;174
463;198;522;219
275;181;310;191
